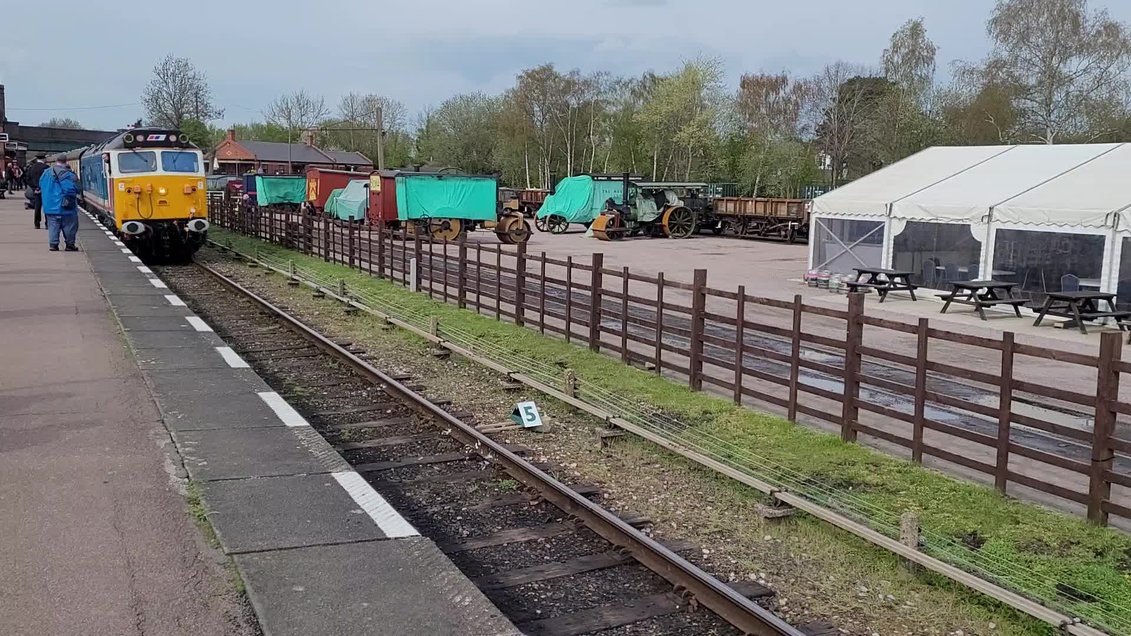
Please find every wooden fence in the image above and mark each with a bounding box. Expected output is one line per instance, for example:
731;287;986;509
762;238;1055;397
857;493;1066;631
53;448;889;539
212;203;1131;527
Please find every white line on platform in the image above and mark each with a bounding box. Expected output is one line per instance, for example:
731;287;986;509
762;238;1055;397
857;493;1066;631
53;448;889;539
216;346;249;368
332;471;419;538
112;241;125;247
137;265;153;274
128;256;142;263
148;278;168;289
257;392;310;428
120;248;131;254
186;316;212;332
164;295;186;306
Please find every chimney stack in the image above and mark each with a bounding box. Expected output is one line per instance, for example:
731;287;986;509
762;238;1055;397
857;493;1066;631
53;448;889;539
301;129;314;146
226;127;236;141
0;84;7;131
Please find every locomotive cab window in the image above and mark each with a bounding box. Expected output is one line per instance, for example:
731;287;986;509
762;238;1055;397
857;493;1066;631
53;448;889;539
161;151;200;174
118;151;157;174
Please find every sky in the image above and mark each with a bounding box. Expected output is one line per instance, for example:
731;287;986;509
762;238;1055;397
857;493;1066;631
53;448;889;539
3;0;1131;132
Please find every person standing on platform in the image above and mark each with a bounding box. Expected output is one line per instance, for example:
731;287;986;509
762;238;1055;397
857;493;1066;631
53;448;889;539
25;154;49;229
39;157;80;252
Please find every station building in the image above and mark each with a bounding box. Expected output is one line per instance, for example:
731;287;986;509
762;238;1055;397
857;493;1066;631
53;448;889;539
0;85;118;165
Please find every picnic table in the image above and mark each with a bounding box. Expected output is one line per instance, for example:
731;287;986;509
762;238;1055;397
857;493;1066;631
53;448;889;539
846;268;918;303
938;280;1028;320
1032;291;1131;335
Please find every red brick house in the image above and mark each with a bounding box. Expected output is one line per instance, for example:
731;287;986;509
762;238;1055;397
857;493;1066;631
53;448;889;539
209;129;372;175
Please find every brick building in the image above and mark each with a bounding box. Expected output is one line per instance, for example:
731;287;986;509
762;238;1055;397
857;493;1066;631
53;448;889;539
209;129;372;175
0;85;118;165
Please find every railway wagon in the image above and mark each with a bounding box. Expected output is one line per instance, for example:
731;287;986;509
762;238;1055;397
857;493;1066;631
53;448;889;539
306;167;366;213
368;170;531;244
63;127;209;262
710;197;811;243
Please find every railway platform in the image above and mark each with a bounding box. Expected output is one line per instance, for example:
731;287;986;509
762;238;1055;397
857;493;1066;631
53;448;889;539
0;198;517;636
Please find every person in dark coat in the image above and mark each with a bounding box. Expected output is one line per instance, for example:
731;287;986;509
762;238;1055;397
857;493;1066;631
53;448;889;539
25;154;49;229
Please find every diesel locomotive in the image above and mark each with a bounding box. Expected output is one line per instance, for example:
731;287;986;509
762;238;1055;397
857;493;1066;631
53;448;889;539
61;127;209;261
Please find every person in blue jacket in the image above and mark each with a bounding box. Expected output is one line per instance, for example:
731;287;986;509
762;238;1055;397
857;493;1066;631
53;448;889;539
39;157;80;251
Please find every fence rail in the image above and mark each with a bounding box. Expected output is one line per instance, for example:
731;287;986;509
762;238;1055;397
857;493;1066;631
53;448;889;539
211;203;1131;528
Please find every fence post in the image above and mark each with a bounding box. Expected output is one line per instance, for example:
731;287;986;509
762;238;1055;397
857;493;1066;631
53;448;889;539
514;241;527;327
912;318;929;463
841;292;864;443
565;257;573;343
348;221;356;269
688;269;708;391
654;272;664;375
376;218;386;279
539;252;547;335
588;253;604;352
562;368;577;398
995;331;1015;494
1088;331;1121;525
733;286;746;404
788;295;802;421
620;267;630;363
322;216;330;262
413;232;423;291
457;234;468;309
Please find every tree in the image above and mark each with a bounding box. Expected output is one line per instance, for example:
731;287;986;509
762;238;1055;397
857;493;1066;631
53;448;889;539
636;58;726;180
141;55;223;129
882;18;937;103
983;0;1131;143
415;93;502;175
264;91;330;140
322;93;411;168
40;117;83;129
734;72;810;195
810;63;893;186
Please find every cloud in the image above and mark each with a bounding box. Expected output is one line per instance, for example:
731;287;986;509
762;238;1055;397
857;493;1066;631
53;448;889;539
2;0;1129;130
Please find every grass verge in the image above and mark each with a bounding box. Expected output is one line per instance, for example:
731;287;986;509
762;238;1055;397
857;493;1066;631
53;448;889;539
210;229;1131;634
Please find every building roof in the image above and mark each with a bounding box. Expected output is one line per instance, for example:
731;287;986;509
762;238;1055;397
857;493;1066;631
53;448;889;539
237;140;332;165
320;149;371;167
5;123;118;154
812;143;1131;229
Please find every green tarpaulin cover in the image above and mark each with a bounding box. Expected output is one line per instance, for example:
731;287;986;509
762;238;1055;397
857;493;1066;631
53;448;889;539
536;176;632;224
326;180;368;221
395;174;497;222
255;176;307;206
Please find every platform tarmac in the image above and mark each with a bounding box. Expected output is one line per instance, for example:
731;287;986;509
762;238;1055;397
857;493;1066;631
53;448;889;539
0;198;518;636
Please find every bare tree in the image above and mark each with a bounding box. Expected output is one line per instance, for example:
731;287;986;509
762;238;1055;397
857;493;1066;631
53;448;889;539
984;0;1131;143
735;73;809;194
40;117;83;129
141;55;223;129
808;62;890;186
264;91;330;138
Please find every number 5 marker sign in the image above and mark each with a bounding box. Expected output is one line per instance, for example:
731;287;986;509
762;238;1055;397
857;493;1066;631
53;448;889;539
510;401;543;428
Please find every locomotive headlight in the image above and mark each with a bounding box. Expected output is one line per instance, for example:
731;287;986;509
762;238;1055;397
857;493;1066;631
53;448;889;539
158;187;167;195
168;134;178;142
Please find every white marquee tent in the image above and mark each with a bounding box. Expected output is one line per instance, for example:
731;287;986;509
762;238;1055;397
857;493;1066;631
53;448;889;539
808;143;1131;306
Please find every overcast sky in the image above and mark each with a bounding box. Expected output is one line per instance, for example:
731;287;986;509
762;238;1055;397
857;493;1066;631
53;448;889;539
3;0;1130;131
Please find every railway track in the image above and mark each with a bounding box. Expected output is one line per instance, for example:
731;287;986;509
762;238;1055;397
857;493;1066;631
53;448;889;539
158;261;833;636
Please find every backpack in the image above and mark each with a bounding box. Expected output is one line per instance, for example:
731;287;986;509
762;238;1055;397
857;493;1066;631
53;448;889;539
52;167;77;210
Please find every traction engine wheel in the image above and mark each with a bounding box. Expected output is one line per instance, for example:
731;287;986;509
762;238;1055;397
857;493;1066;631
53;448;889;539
547;214;570;234
495;214;532;245
661;206;696;239
428;218;463;241
590;213;624;241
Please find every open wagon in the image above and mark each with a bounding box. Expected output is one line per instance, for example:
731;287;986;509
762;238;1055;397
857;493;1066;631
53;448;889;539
709;197;811;243
368;170;531;244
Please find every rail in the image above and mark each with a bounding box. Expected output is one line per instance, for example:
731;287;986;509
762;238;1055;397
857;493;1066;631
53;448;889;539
195;259;805;636
209;239;1118;636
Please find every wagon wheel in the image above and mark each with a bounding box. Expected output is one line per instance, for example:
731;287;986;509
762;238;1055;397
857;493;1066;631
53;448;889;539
547;214;570;234
662;206;696;239
534;216;549;232
495;215;532;245
428;218;463;241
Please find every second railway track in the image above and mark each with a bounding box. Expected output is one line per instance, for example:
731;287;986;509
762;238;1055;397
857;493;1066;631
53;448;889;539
158;260;832;636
